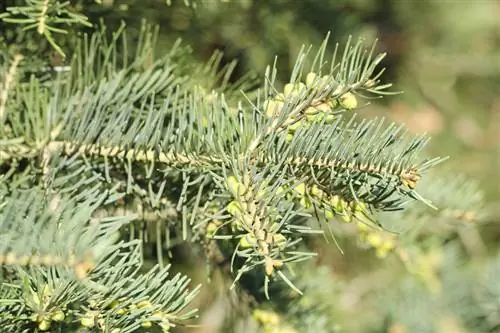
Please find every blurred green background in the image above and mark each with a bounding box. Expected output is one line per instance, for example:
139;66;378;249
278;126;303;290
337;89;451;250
7;0;498;331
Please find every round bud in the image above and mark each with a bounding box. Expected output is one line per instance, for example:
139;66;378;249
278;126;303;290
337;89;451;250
381;238;395;252
283;83;295;97
253;309;280;326
115;308;127;315
324;114;336;124
305;113;319;122
330;195;340;209
325;209;335;220
80;314;95;328
304;106;319;116
239;234;257;248
206;221;220;237
305;72;317;87
340;212;353;223
272;234;287;250
338;92;358;110
51;309;65;322
276;186;286;196
160;322;171;333
366;233;382;247
299;197;311;209
141;321;152;328
38;319;51;331
287;119;303;132
226;201;242;217
283;82;306;97
137;300;152;309
226;176;246;197
273;259;283;268
293;183;306;196
310;184;324;198
376;247;390;258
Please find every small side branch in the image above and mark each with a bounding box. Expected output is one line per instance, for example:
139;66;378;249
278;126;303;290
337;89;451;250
37;0;50;35
0;54;23;122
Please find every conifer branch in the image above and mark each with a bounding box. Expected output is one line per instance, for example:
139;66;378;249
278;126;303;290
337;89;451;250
37;0;49;35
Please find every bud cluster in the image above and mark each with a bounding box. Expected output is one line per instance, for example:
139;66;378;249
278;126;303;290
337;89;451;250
263;72;359;142
356;221;398;258
26;284;65;331
285;182;401;258
79;298;172;332
287;182;373;225
225;175;288;276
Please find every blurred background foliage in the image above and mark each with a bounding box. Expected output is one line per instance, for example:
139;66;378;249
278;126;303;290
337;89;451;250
2;0;499;332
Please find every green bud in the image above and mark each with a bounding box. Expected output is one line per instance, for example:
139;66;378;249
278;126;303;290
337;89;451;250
283;83;295;97
227;176;246;197
160;321;171;333
283;82;306;97
80;314;95;328
293;183;306;196
272;234;287;250
376;247;390;258
305;72;317;87
116;308;127;315
299;196;311;209
340;212;353;223
287;119;303;132
137;300;152;309
276;186;286;197
253;309;280;325
309;184;324;198
338;92;358;110
226;201;243;217
38;319;51;331
306;113;319;122
324;114;336;124
366;233;382;248
352;201;367;212
325;209;335;220
51;309;65;322
305;106;319;115
239;234;257;248
206;220;220;237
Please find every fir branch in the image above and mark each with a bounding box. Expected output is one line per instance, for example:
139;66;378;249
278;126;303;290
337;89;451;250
37;0;49;35
0;188;129;279
0;24;447;296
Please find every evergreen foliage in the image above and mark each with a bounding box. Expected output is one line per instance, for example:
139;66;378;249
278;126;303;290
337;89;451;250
0;1;496;333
